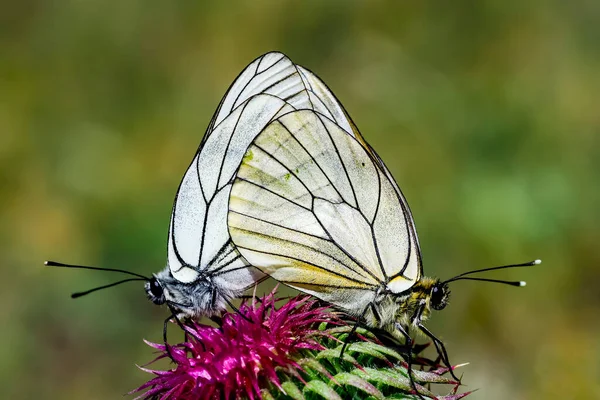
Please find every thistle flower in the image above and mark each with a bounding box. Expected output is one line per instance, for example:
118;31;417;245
133;291;471;400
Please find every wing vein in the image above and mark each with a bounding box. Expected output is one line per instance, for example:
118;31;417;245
209;254;243;274
256;54;285;75
277;120;346;203
251;142;315;200
370;163;388;280
230;211;375;282
235;243;373;286
315;113;359;209
235;175;312;211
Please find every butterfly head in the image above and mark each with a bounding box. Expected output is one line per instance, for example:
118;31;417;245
404;277;449;318
146;268;194;316
146;267;236;320
430;281;450;311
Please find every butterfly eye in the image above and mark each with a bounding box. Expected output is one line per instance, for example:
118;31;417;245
430;283;449;311
150;279;163;297
145;277;165;305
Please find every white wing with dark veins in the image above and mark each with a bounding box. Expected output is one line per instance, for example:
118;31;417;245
168;52;388;293
228;109;422;315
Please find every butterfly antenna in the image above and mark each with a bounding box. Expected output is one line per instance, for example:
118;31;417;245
444;259;541;286
45;260;150;280
447;277;526;286
45;260;150;298
71;278;148;298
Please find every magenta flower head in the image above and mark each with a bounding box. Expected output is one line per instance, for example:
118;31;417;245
133;290;471;400
134;291;330;399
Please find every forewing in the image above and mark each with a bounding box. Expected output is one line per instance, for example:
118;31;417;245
228;109;420;313
206;52;370;141
168;51;376;284
296;63;423;282
207;52;327;141
367;145;423;288
168;94;289;283
168;51;421;294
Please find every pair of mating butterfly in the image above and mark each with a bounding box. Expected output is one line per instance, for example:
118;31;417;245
47;51;539;388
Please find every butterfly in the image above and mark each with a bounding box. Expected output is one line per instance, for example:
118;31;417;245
46;52;362;322
226;55;541;389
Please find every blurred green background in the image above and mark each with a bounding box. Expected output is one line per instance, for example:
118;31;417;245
2;1;599;399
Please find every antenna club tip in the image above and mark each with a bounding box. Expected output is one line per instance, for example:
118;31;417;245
520;281;527;287
533;259;542;265
44;260;62;266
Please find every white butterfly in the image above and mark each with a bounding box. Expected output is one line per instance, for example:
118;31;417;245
226;56;540;383
227;108;426;323
145;52;364;319
47;51;538;346
47;52;366;321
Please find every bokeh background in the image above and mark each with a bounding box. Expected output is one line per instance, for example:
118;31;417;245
2;1;599;399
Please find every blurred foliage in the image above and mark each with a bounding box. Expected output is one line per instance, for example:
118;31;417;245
1;1;599;399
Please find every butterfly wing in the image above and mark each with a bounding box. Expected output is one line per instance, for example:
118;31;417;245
298;65;424;279
168;94;290;285
203;53;344;143
168;52;379;292
228;109;421;315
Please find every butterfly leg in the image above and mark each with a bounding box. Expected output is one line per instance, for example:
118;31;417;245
164;302;205;352
222;294;253;323
207;282;253;323
163;313;176;362
211;284;218;309
418;324;460;382
339;319;360;359
238;294;264;304
339;304;373;359
394;323;426;400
